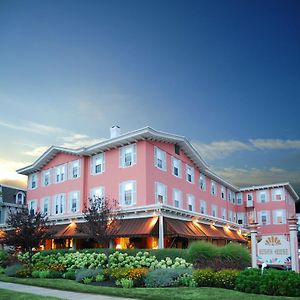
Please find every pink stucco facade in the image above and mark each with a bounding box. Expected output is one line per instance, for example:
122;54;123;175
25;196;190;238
19;127;298;241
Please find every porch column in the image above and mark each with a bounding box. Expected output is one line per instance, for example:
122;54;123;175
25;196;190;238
249;223;258;268
158;213;164;249
288;218;299;273
71;239;76;250
109;239;114;249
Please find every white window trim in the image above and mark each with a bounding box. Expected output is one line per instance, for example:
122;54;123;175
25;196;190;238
171;157;182;178
154;146;167;171
91;153;105;175
42;169;51;187
155;182;167;204
41;197;50;216
199;174;206;191
211;204;218;217
237;212;245;225
68;191;80;213
173;188;182;208
200;200;206;214
272;188;285;201
211;180;216;196
258;210;270;225
16;192;25;205
119;180;137;206
53;193;66;215
29;173;38;190
257;190;269;203
186;165;194;184
28;199;37;214
119;144;137;168
69;159;81;179
272;209;286;224
221;186;225;200
222;208;227;220
54;164;67;184
236;193;243;205
187;194;195;211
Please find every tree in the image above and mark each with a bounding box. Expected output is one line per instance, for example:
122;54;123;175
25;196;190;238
80;196;122;249
2;207;51;266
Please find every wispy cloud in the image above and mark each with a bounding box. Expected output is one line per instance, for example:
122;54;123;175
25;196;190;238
192;140;254;160
60;133;105;149
23;146;49;157
250;139;300;150
0;159;28;184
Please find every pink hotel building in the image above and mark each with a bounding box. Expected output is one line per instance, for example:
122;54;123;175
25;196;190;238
18;126;299;250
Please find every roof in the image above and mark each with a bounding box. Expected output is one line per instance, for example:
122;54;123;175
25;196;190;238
0;185;26;205
17;126;239;191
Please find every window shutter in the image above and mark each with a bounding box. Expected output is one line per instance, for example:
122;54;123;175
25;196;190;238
90;157;94;175
119;148;123;168
102;153;105;173
163;151;166;170
164;184;167;203
155;182;158;203
133;144;137;164
68;162;72;180
77;191;80;212
132;181;137;205
119;183;123;206
154;147;157;167
77;160;81;178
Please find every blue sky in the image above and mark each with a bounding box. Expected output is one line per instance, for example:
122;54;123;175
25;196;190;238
0;0;299;195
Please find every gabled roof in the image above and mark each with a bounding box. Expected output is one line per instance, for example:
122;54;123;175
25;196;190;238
17;126;240;191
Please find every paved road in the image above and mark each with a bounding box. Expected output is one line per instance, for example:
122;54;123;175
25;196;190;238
0;281;137;300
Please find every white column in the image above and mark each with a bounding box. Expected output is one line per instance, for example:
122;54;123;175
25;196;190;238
158;213;164;249
109;239;114;249
71;239;76;250
250;223;258;268
288;218;299;273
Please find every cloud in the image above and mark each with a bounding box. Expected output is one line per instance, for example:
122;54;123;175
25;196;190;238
23;146;49;157
192;140;254;160
60;133;105;149
0;159;28;185
250;139;300;150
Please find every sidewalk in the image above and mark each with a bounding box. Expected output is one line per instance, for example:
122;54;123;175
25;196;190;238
0;281;137;300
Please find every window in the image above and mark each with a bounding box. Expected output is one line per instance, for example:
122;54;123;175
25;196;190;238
16;192;25;205
199;174;206;191
211;181;216;196
247;211;256;224
154;147;166;171
246;193;254;207
54;194;65;215
258;210;270;225
237;212;245;225
69;160;80;179
42;197;50;215
155;182;167;204
200;200;206;214
91;154;104;175
186;165;194;183
228;210;233;222
42;169;51;186
257;190;268;203
120;181;136;206
211;205;217;217
30;173;38;189
187;194;195;211
174;144;180;155
236;193;243;205
272;188;284;201
91;186;105;200
221;208;227;220
120;144;136;168
28;200;36;215
55;165;66;183
171;157;182;177
273;210;286;224
221;186;225;200
69;191;80;213
228;190;231;202
173;189;182;208
232;193;235;204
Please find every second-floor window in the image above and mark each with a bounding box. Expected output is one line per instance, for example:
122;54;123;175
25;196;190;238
69;160;80;179
54;194;65;215
211;204;217;217
171;157;182;177
28;200;36;215
30;173;38;189
155;182;167;204
236;193;243;205
120;144;137;168
237;212;245;225
16;192;25;205
43;170;51;186
221;186;225;199
173;188;182;208
258;210;270;225
228;210;233;222
200;200;206;214
120;181;136;206
91;154;104;175
257;190;268;203
272;188;284;201
199;174;206;191
187;194;195;211
69;191;80;213
211;181;216;196
42;197;50;215
222;208;227;220
55;165;66;183
154;147;166;171
186;165;194;183
273;209;286;224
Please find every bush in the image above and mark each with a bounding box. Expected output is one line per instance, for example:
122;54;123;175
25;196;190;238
95;274;105;282
63;270;76;280
110;268;131;280
48;270;63;278
75;268;102;282
82;277;93;284
31;270;40;278
16;265;32;278
116;278;134;288
214;269;240;289
0;266;5;274
5;263;22;277
192;268;215;287
235;268;300;296
48;263;66;272
175;273;197;287
220;243;250;268
144;268;191;288
127;268;149;287
2;254;20;268
0;250;8;266
189;241;220;262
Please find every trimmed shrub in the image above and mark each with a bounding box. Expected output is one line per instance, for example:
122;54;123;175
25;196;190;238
5;263;22;277
127;268;149;287
0;250;8;266
63;270;76;280
220;243;250;267
48;270;63;278
144;268;191;288
192;268;215;287
116;278;134;288
75;268;102;282
31;270;40;278
214;269;239;289
38;270;51;278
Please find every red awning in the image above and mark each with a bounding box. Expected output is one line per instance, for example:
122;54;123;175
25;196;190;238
53;223;88;239
165;218;206;238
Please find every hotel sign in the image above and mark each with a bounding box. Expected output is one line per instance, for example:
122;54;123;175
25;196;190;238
257;235;291;266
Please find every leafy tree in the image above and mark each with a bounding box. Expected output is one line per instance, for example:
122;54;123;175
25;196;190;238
81;196;122;248
2;207;51;266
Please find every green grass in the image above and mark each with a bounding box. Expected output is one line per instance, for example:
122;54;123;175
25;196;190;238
0;274;299;300
0;288;60;300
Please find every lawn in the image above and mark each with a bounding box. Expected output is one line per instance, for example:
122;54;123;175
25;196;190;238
0;274;299;300
0;288;60;300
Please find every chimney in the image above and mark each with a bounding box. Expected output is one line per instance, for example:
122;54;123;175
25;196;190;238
110;125;121;138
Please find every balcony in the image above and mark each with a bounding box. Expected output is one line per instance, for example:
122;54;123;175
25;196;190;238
245;200;254;208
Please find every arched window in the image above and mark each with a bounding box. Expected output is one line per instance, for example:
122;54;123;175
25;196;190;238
16;192;25;205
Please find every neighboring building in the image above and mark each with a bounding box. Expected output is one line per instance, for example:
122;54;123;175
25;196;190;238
0;184;26;227
17;126;299;250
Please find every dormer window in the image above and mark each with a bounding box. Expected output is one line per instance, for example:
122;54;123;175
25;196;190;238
16;192;25;205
